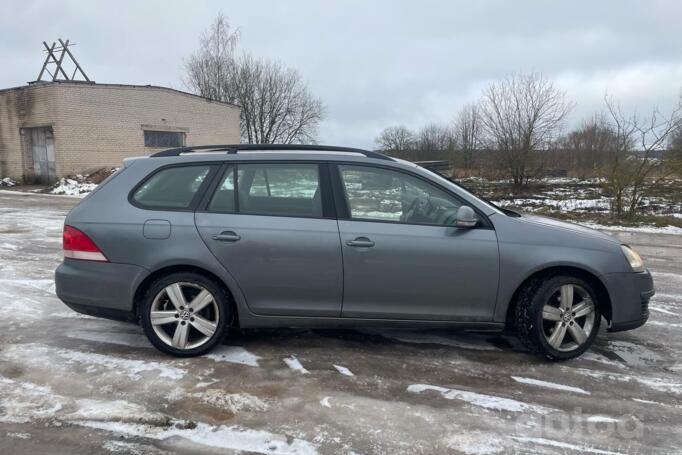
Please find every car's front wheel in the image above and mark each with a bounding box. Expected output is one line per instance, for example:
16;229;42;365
515;275;601;360
140;272;230;357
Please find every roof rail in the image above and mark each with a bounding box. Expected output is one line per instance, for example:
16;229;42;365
149;144;393;161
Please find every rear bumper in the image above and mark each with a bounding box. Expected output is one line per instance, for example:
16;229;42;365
604;270;654;332
55;259;149;321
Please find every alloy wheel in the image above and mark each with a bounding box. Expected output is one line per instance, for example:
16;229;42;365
150;282;219;350
541;283;596;352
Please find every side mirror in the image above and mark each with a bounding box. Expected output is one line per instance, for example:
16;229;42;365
455;205;478;228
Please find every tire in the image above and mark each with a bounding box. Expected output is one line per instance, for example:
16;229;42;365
515;274;601;360
140;272;231;357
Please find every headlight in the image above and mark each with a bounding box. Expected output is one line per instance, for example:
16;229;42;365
621;245;644;272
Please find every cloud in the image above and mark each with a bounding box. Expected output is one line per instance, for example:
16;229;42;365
1;0;680;148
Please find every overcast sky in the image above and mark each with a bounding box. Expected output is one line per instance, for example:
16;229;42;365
3;0;682;148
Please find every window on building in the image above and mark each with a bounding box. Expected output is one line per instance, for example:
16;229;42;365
144;130;185;148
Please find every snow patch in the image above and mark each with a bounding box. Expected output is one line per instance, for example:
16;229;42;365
50;177;97;196
512;436;626;455
0;377;65;424
78;420;318;455
649;306;678;316
333;364;354;377
1;177;17;187
193;390;268;413
566;367;682;394
283;355;310;374
511;376;590;395
579;222;682;235
1;343;185;381
607;341;662;366
206;345;261;367
586;415;621;423
6;432;31;440
102;440;169;454
407;384;551;414
320;396;332;408
65;399;169;426
445;432;503;454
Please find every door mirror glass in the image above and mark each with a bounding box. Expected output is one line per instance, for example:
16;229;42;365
455;205;478;228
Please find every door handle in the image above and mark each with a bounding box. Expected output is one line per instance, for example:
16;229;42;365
346;237;375;248
212;231;241;242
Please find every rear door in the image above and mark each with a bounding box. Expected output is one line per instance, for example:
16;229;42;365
195;162;343;317
334;163;499;321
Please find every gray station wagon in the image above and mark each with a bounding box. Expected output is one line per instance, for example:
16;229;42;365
55;144;654;359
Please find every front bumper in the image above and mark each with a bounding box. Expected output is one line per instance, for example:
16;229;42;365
55;259;149;322
604;270;654;332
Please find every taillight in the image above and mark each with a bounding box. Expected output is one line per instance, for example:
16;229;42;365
63;225;108;262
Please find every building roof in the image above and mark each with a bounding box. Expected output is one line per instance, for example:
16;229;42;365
0;80;240;109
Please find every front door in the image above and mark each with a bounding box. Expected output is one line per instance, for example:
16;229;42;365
29;127;56;183
195;162;343;317
335;164;499;321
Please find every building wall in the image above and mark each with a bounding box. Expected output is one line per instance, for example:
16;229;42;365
0;82;240;180
0;84;59;180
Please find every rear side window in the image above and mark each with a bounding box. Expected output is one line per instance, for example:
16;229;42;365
208;163;322;217
208;166;236;212
239;163;321;217
132;165;211;209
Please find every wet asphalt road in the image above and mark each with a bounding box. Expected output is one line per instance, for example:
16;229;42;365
0;189;681;455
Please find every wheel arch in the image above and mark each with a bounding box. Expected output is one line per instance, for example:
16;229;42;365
133;264;240;327
504;265;612;330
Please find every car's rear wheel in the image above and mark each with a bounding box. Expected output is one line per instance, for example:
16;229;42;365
515;275;601;360
140;272;230;357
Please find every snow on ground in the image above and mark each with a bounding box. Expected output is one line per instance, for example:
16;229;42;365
510;376;591;395
407;384;554;414
1;177;17;187
578;221;682;235
50;177;98;196
333;365;354;377
1;190;682;454
205;345;262;367
283;355;310;374
79;420;319;455
192;390;269;413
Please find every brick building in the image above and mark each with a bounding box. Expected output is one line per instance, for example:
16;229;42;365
0;81;240;183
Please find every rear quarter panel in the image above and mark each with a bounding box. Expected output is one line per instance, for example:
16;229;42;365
64;158;251;315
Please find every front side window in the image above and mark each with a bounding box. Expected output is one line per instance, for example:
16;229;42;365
234;163;322;217
339;165;464;225
133;165;210;209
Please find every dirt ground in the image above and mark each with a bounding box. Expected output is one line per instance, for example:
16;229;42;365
0;190;681;454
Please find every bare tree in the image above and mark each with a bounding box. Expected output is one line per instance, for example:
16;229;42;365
375;126;415;157
452;103;481;169
414;123;456;161
478;73;573;185
558;115;621;178
183;13;240;103
601;95;681;218
666;95;682;175
185;14;326;144
230;55;325;144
